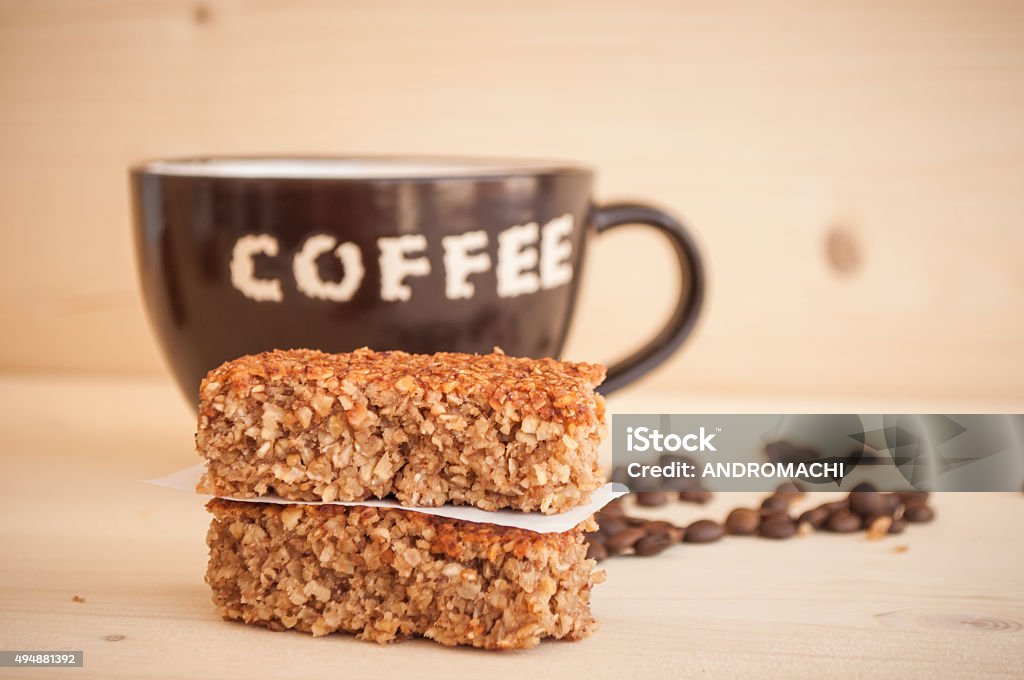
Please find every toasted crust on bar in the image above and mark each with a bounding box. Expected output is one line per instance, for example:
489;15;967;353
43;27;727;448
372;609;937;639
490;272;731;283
197;348;606;513
205;499;601;649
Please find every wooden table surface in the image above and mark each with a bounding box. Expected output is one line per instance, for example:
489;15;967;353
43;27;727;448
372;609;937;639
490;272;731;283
0;375;1021;679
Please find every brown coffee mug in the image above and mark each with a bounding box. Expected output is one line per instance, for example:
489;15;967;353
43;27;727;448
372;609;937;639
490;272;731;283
131;156;704;402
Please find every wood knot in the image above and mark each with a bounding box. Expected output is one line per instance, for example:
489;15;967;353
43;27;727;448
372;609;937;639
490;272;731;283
876;609;1022;633
193;3;212;25
824;224;861;275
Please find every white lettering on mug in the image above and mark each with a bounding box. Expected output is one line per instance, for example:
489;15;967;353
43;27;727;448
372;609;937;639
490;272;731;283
379;234;431;302
293;234;365;302
230;234;283;302
442;230;492;300
496;223;541;298
540;214;574;289
226;215;575;303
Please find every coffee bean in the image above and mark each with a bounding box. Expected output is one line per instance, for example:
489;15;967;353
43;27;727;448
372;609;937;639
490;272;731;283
634;531;675;556
899;491;930;506
600;500;625;519
584;529;605;543
826;510;863;533
760;495;791;515
605;527;646;555
586;541;608;561
624;516;649;527
883;493;902;514
725;508;761;536
904;504;935;523
849;490;886;518
759;517;797;539
775;481;804;497
821;499;849;513
851;482;876;493
679;490;713;504
797;506;830;529
599;517;627;536
888;517;907;534
650;520;684;540
635;491;669;507
684;519;724;544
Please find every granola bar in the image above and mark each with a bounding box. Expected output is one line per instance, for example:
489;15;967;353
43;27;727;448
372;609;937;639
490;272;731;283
205;499;601;649
197;348;606;513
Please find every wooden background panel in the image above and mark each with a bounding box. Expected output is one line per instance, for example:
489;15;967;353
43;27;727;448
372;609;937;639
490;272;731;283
0;0;1022;401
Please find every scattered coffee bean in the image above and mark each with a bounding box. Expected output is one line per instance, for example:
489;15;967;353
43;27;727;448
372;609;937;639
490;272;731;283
826;510;863;533
821;499;849;513
760;495;791;515
725;508;761;536
775;481;805;497
593;480;940;562
635;491;670;507
599;517;627;536
849;490;886;518
586;541;608;561
600;500;625;519
760;517;797;539
904;504;935;523
898;491;930;506
888;517;907;534
685;519;725;544
679;490;713;504
634;531;675;556
605;527;646;555
797;506;830;529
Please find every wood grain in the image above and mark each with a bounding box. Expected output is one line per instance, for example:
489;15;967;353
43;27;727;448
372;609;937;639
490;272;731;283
0;375;1021;678
0;0;1023;401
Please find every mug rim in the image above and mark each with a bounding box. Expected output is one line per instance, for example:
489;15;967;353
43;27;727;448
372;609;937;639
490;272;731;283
131;154;593;182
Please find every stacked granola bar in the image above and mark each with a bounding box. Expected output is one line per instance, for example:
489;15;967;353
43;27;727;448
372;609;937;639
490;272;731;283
197;348;608;650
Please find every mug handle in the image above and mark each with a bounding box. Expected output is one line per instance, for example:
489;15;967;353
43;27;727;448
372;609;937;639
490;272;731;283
590;203;706;394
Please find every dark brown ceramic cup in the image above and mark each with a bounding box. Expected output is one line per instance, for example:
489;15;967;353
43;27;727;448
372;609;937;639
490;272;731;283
131;156;704;402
